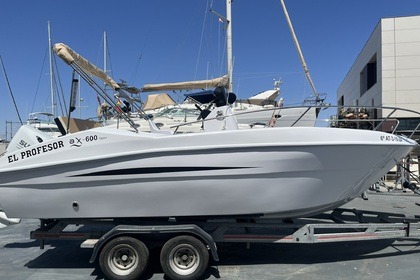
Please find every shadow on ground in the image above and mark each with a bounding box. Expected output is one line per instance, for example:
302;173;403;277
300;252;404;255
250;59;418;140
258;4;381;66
17;238;420;279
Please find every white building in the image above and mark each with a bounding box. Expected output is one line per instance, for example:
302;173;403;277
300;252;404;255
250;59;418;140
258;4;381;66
338;15;420;185
338;15;420;132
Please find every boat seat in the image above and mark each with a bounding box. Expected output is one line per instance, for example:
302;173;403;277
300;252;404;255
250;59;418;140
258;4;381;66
55;116;102;135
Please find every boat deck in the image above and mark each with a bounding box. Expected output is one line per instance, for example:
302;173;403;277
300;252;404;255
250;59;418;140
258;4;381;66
1;191;420;280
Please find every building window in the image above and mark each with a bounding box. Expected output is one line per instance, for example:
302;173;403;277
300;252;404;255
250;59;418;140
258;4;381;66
360;54;377;96
397;118;420;131
338;95;344;106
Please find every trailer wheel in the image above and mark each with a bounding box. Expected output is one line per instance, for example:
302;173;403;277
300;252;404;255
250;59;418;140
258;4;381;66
160;235;209;280
99;236;149;280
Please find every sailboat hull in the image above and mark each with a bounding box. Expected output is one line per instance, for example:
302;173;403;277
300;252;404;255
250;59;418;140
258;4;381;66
234;106;317;127
0;126;415;219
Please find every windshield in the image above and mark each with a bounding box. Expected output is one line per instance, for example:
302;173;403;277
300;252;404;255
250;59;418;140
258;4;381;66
155;107;200;118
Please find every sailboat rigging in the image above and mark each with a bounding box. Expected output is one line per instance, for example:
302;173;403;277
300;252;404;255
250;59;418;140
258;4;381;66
279;0;325;104
0;55;23;125
27;22;66;137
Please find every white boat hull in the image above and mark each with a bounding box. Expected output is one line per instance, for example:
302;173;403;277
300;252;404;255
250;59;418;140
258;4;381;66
0;126;415;219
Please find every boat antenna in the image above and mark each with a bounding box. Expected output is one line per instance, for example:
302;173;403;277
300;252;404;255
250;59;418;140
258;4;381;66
279;0;320;101
0;54;23;125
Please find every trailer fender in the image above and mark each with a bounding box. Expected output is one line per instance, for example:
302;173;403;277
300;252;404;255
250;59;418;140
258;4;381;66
89;224;219;263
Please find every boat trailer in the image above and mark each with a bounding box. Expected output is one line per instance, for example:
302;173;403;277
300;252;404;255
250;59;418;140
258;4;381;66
29;206;420;280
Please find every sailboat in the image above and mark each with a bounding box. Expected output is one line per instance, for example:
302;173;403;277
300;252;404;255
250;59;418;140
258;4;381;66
137;0;321;130
99;1;319;133
27;22;62;137
0;42;416;220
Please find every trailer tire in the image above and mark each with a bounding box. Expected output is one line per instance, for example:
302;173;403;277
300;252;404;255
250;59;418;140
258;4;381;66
99;236;149;280
160;235;209;280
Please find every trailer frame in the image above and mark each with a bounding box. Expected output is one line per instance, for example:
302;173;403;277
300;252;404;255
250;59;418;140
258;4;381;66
29;207;420;280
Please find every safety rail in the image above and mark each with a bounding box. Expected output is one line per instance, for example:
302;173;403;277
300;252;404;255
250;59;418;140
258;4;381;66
167;104;420;137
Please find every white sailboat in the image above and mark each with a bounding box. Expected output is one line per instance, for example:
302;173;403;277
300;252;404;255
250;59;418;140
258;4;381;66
137;0;320;130
0;42;416;220
27;22;61;137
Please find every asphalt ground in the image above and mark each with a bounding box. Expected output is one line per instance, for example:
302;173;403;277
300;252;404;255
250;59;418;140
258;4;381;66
1;192;420;280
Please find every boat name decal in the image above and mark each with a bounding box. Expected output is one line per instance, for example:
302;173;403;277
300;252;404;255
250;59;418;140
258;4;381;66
69;135;100;147
8;141;64;163
380;135;402;142
18;139;31;148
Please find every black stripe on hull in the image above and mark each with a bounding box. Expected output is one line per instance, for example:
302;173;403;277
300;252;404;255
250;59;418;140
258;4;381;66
71;166;251;177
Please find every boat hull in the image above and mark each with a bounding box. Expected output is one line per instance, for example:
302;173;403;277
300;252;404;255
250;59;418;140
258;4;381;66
0;126;415;219
234;106;317;127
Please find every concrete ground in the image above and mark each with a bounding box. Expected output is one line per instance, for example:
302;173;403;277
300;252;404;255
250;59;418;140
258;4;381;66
1;192;420;280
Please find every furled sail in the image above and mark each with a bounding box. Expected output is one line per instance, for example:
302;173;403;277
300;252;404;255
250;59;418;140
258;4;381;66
141;75;229;92
53;43;120;90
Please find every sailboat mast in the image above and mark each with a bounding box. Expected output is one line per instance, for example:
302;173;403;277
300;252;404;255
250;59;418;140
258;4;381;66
226;0;233;92
48;21;55;116
279;0;318;98
103;31;107;74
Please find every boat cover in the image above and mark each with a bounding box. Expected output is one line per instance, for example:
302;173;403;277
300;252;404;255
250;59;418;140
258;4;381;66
185;87;236;106
143;93;177;111
53;43;120;90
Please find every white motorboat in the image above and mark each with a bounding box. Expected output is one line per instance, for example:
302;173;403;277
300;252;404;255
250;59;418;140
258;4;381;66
0;120;416;220
0;43;416;221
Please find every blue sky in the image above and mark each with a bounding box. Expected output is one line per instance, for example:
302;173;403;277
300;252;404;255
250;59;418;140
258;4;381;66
1;0;420;138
